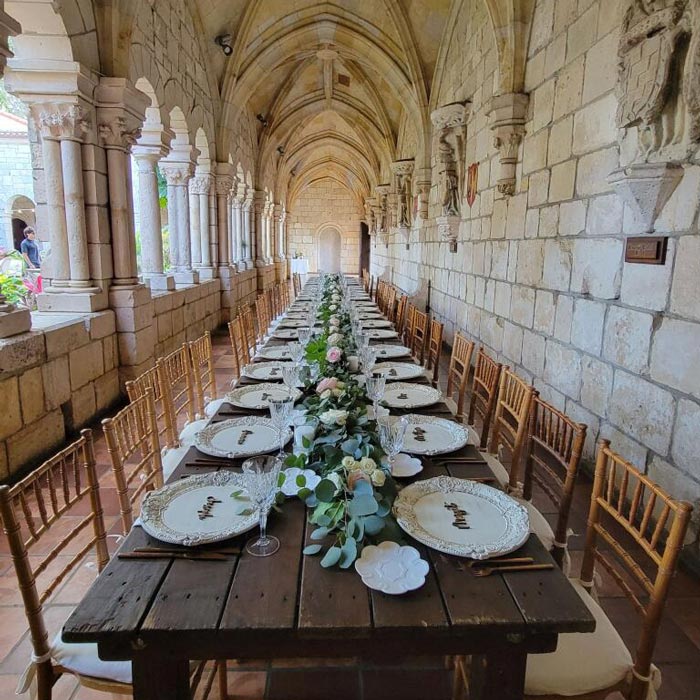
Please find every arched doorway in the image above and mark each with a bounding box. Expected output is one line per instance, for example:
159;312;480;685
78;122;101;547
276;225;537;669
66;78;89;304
317;226;342;273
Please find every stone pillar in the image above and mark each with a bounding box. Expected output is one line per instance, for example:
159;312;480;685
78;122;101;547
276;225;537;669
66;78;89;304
132;143;175;291
208;188;218;268
215;167;234;277
161;157;198;285
243;191;254;269
254;191;267;268
273;203;286;282
189;180;201;267
231;186;243;270
487;92;528;197
191;174;214;278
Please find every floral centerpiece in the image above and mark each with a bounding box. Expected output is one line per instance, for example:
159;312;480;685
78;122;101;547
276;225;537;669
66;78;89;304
283;274;403;569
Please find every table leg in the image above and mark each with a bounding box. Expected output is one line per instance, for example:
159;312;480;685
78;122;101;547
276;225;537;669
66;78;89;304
480;647;527;700
132;653;190;700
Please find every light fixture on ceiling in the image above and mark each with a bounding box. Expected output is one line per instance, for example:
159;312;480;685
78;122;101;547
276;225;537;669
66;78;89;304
257;113;268;127
215;34;233;56
277;146;285;155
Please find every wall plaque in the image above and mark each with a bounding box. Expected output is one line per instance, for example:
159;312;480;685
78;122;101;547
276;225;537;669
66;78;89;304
624;236;667;265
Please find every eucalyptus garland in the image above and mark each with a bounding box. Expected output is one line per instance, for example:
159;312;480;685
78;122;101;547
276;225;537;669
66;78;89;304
283;274;403;569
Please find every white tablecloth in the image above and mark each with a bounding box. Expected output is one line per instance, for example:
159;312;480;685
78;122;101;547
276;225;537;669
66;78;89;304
291;258;309;274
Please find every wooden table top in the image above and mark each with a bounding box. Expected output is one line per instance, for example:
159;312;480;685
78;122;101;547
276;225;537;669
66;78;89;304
63;298;594;663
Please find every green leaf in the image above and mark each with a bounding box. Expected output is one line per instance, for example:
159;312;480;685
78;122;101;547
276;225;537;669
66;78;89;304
316;514;332;527
321;546;342;568
353;479;373;496
297;487;312;501
310;526;329;540
277;473;286;487
363;515;386;536
295;474;307;487
303;544;323;556
339;537;358;568
376;500;391;517
341;438;359;454
348;494;379;517
315;478;337;502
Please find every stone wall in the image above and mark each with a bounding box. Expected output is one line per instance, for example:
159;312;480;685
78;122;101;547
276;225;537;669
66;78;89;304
289;180;362;275
371;0;700;554
0;133;33;250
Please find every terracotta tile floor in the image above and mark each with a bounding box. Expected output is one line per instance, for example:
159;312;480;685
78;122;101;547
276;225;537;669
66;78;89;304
1;328;699;699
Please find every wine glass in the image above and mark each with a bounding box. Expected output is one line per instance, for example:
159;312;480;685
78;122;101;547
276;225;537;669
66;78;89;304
268;395;294;456
242;456;283;557
307;360;321;383
282;364;300;398
377;415;409;475
355;331;370;350
288;341;305;365
297;326;312;347
365;374;386;420
358;346;377;379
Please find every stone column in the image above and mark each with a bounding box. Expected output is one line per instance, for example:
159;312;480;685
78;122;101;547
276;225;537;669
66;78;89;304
208;188;218;268
188;180;201;268
487;93;528;197
231;189;243;271
254;191;267;268
215;169;234;277
273;203;286;282
191;174;214;278
132;144;174;291
243;191;254;269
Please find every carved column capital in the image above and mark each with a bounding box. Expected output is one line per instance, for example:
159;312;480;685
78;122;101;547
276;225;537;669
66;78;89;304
98;115;141;151
215;175;234;196
190;174;213;196
160;161;193;186
487;92;529;196
34;103;90;141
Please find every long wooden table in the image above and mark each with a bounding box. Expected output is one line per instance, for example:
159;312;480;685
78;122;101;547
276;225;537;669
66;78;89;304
63;288;595;700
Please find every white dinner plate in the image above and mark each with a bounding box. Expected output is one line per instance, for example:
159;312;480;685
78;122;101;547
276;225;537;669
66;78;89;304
361;319;393;329
401;414;470;455
272;328;299;340
373;362;426;381
393;476;529;559
194;417;292;458
277;318;309;328
258;346;293;360
226;383;302;410
354;542;429;594
367;329;399;340
242;361;291;381
140;471;258;546
373;344;412;360
383;382;441;409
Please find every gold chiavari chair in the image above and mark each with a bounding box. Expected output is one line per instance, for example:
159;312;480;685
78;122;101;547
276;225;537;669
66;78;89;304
292;272;302;297
484;367;535;491
241;302;260;354
256;294;271;337
368;275;375;300
522;440;692;699
189;331;225;418
103;388;164;534
411;309;429;364
445;333;475;425
403;303;416;347
228;315;251;375
425;318;444;387
0;430;132;698
521;396;587;568
385;286;397;323
156;344;207;447
395;294;408;336
466;348;502;449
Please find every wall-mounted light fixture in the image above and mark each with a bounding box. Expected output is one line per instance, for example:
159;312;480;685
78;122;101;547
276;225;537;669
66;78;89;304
257;113;268;127
215;34;233;56
277;146;285;155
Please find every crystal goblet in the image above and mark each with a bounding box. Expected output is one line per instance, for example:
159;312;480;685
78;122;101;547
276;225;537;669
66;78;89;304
242;455;283;557
365;374;386;421
377;415;409;475
268;395;294;456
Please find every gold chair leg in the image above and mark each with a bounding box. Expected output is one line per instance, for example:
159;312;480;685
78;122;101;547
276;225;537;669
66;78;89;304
217;660;228;700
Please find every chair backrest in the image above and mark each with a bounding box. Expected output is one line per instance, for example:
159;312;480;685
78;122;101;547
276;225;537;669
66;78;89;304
368;275;375;300
103;388;164;533
126;364;175;450
395;294;408;335
0;429;109;689
445;334;475;421
467;348;502;449
411;309;429;364
524;395;587;567
425;318;444;387
385;286;397;322
156;344;197;445
229;315;251;371
402;303;416;347
189;331;218;417
256;294;270;334
293;273;302;297
580;441;692;697
240;303;258;352
488;367;535;491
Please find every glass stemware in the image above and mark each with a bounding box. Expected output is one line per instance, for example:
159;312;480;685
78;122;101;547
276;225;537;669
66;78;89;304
356;332;370;350
365;374;386;420
268;395;294;456
288;341;305;365
282;364;300;398
377;415;409;475
358;346;377;379
242;455;283;557
297;326;312;347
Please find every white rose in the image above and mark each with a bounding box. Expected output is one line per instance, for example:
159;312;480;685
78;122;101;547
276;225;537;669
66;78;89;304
331;388;343;398
320;389;332;400
328;332;343;345
319;409;349;426
359;457;377;474
341;456;357;469
371;470;386;487
329;304;337;311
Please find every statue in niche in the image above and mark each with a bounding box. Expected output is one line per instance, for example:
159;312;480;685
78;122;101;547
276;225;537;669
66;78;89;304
437;134;460;217
617;0;700;160
397;178;410;228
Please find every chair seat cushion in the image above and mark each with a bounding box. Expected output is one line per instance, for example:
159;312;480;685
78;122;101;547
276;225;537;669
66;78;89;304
516;498;555;551
205;398;227;418
179;419;209;445
52;633;132;686
162;444;190;479
479;452;510;488
525;580;632;696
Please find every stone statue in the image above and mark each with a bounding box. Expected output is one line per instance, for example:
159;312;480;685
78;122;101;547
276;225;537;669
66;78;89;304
617;0;699;159
438;134;460;217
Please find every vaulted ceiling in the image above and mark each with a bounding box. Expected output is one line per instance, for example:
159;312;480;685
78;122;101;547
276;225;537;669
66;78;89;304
196;0;452;207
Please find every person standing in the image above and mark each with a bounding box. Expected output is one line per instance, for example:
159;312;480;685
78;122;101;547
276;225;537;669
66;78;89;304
20;226;40;269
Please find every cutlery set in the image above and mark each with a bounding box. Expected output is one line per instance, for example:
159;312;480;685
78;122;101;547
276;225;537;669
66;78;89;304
459;556;554;577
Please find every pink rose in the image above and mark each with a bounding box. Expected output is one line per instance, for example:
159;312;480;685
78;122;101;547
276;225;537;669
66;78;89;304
316;377;338;394
326;346;342;363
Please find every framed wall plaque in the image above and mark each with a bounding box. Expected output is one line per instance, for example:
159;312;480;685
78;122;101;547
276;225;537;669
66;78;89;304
624;236;667;265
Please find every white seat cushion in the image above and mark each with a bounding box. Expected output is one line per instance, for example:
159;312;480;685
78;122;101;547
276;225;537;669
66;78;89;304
205;398;227;417
162;444;190;479
179;419;208;445
516;498;555;551
479;452;510;488
52;632;132;686
525;580;632;696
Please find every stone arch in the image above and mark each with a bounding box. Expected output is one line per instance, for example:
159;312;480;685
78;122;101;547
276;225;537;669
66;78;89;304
315;222;343;274
169;106;192;149
4;193;35;251
134;77;169;133
195;127;211;173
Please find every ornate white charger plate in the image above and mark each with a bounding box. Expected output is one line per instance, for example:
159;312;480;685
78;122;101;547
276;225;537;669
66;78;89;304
258;346;293;360
374;362;426;381
374;344;412;360
272;328;299;340
140;471;257;546
401;414;469;455
242;361;291;381
356;301;377;308
358;312;383;320
277;318;308;328
225;383;302;410
393;476;529;560
367;329;399;340
361;319;393;329
383;382;441;409
194;417;292;458
354;541;429;594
